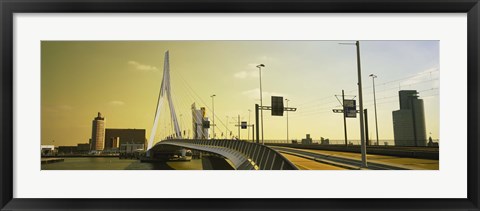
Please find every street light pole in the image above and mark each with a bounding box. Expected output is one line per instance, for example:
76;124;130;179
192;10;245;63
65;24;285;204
285;98;290;144
257;64;266;145
225;115;229;139
355;41;368;168
238;114;241;140
339;41;367;167
248;109;251;142
210;94;216;139
369;74;379;146
180;114;183;138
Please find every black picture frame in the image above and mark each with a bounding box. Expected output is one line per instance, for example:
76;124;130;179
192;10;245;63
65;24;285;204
1;0;479;210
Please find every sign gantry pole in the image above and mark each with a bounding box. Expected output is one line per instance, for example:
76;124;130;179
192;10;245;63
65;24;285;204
255;96;296;144
334;91;356;145
342;90;347;146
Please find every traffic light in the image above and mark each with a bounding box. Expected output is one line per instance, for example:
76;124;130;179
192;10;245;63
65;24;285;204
271;96;284;116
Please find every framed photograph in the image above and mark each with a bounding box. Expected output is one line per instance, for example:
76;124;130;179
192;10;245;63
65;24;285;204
1;0;479;210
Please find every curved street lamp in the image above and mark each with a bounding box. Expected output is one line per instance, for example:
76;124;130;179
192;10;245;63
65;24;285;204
257;64;266;145
339;41;367;168
369;74;379;146
210;94;216;139
285;98;290;143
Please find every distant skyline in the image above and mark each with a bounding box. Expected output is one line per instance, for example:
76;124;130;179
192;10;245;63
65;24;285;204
41;41;439;146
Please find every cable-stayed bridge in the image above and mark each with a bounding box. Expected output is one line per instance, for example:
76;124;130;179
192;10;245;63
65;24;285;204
143;51;439;171
143;51;297;170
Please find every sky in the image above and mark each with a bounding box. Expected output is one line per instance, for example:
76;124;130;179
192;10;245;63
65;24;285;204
41;41;439;146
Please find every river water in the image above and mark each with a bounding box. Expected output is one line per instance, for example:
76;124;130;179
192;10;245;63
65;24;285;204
41;157;203;170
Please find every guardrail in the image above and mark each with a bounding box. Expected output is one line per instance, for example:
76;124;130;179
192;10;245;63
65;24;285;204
159;139;298;170
262;139;439;146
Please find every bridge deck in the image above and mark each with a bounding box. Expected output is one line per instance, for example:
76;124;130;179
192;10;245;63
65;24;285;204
267;143;439;160
274;146;439;170
280;153;346;170
150;139;298;170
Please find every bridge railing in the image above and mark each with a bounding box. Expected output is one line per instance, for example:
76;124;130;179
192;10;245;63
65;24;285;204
163;139;298;170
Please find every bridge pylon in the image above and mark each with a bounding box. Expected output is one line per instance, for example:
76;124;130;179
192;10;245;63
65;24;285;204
147;51;182;150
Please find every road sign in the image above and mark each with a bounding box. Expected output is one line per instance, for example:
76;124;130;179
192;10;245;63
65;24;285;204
344;99;357;118
241;121;247;129
202;120;210;128
271;96;284;116
333;109;361;114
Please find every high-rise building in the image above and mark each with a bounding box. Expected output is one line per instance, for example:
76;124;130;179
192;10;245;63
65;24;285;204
91;112;106;151
392;90;427;146
191;103;210;139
